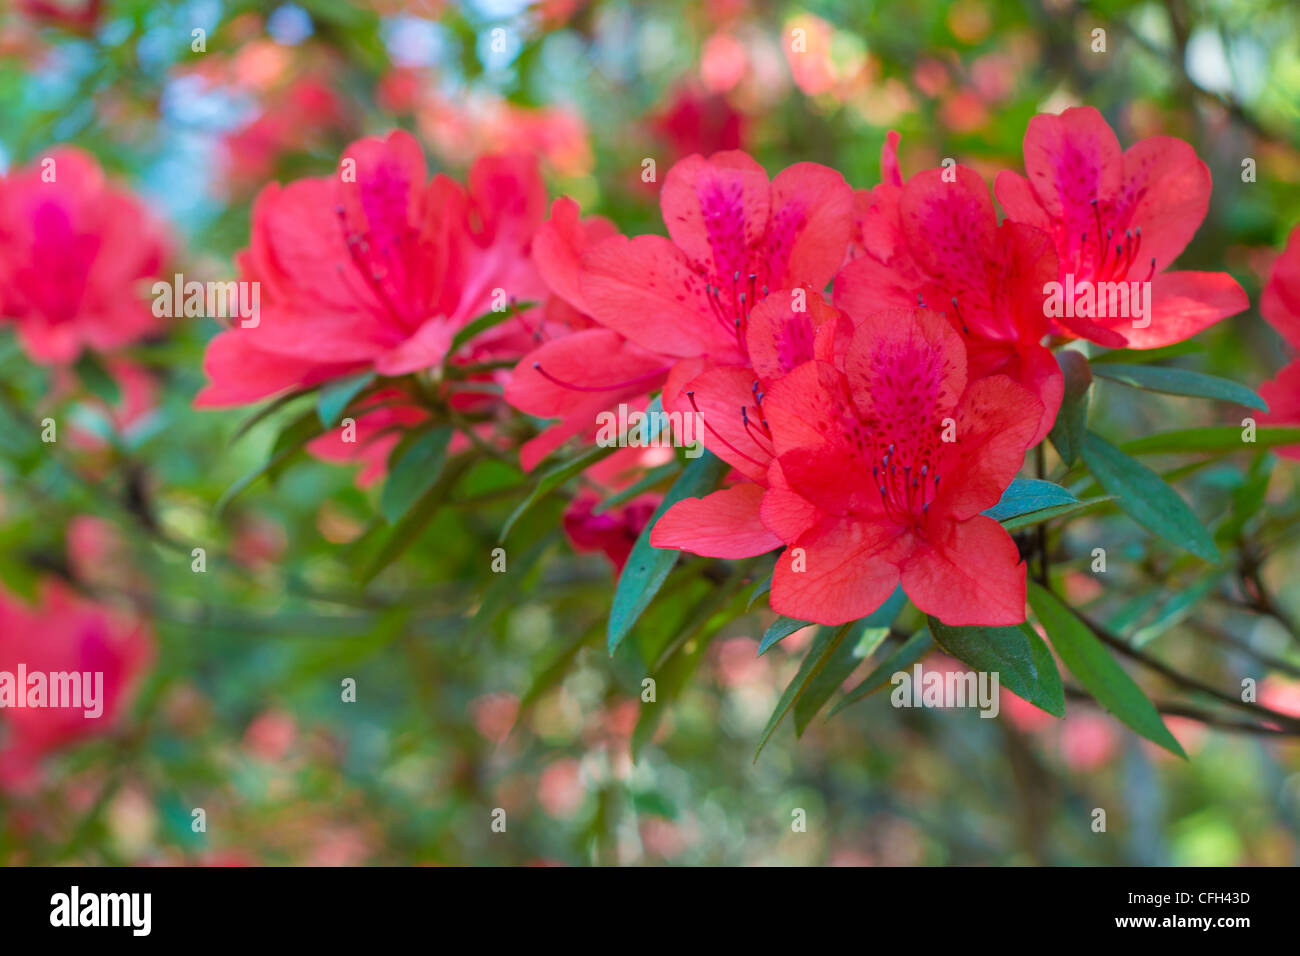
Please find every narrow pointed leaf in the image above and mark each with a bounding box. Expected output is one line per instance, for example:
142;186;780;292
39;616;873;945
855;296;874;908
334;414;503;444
1048;349;1091;466
983;478;1077;522
793;626;890;735
758;616;813;656
829;629;935;717
928;617;1065;717
607;450;728;654
754;623;853;761
1121;426;1300;456
1090;363;1267;410
1028;582;1187;759
216;409;322;516
503;395;665;542
1081;431;1219;562
317;371;375;427
999;496;1113;531
380;426;452;524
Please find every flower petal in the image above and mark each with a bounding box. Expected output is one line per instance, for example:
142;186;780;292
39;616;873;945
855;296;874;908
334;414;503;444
1022;106;1122;229
1114;136;1210;273
1261;229;1300;349
1124;270;1249;348
901;515;1027;626
682;365;772;482
650;483;780;558
745;288;848;381
770;513;904;626
533;197;617;315
580;234;743;359
661;151;770;276
765;161;853;289
936;374;1041;520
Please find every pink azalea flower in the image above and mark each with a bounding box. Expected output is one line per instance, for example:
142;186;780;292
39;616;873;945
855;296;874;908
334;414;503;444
0;580;152;791
195;131;548;408
837;132;1063;444
758;308;1040;626
994;106;1248;349
0;147;168;364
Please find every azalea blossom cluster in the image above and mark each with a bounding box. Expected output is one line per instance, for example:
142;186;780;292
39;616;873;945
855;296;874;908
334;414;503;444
178;108;1245;626
507;106;1248;625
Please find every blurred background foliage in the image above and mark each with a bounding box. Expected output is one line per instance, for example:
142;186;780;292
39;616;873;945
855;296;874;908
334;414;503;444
0;0;1299;865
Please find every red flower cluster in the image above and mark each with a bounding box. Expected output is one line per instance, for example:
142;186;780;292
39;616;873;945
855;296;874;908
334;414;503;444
183;108;1246;628
515;110;1242;626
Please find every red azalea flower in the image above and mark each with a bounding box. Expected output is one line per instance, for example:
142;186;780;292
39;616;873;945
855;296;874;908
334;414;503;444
651;85;748;162
650;289;852;558
0;147;168;364
994;106;1248;349
195;130;548;408
1261;222;1300;350
504;197;672;471
581;150;851;383
837;133;1062;444
18;0;102;30
759;308;1041;626
1258;227;1300;459
221;76;350;196
0;580;153;791
509;150;852;473
562;491;659;573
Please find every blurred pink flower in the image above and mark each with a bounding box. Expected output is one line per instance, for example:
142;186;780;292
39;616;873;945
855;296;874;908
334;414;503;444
0;580;152;791
1059;713;1119;771
0;147;168;364
537;758;585;818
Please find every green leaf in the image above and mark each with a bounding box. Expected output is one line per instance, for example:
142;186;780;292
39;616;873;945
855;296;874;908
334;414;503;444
379;426;453;524
1049;349;1091;466
216;409;322;516
1028;583;1187;759
593;462;679;513
501;395;666;542
758;616;813;656
928;618;1065;718
317;372;375;428
999;496;1113;531
754;623;854;761
1081;431;1220;562
448;301;537;356
607;450;728;654
360;455;471;583
793;625;890;735
73;351;120;405
983;478;1077;522
228;386;319;444
1217;453;1273;542
1130;572;1224;648
473;532;556;636
1089;341;1204;364
746;568;773;610
829;629;935;717
1121;426;1300;456
500;442;618;541
1090;363;1267;411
